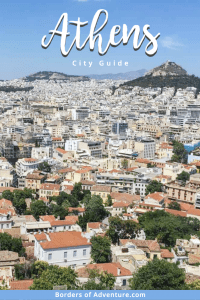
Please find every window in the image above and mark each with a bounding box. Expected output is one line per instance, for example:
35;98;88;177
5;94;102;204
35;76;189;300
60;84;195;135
64;252;67;258
73;250;77;257
83;249;86;256
122;279;126;286
153;254;157;259
48;253;52;260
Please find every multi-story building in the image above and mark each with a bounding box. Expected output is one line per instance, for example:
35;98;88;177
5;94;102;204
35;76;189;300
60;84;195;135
134;139;156;159
34;231;91;268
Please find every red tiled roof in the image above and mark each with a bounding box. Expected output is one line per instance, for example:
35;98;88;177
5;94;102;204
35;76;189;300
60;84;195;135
10;280;34;290
161;249;174;258
38;231;91;249
87;222;102;229
135;158;151;164
56;148;68;154
58;168;74;174
24;158;37;162
165;208;187;217
113;201;130;208
40;215;56;222
40;183;60;190
81;180;95;185
78;262;131;277
52;137;62;141
91;185;111;193
120;239;160;252
187;208;200;217
145;192;166;202
111;192;138;203
68;207;85;213
188;254;200;264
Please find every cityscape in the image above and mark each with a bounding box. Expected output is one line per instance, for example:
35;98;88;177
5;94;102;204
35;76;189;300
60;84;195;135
0;60;200;290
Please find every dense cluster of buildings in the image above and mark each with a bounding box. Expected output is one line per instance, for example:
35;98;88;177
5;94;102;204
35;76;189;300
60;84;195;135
0;71;200;289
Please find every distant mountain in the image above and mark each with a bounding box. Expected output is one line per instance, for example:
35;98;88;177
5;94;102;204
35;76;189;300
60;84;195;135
88;69;147;80
120;61;200;94
24;71;89;82
145;61;188;77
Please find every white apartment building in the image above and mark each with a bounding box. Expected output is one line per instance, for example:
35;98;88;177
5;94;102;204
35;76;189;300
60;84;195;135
0;212;12;230
16;158;41;177
34;231;91;269
65;139;81;151
31;147;52;160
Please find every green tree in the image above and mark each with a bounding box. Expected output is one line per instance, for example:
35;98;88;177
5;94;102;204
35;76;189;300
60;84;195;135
121;159;128;169
13;198;27;215
81;269;115;290
0;233;25;256
38;162;51;173
30;265;77;290
145;180;163;195
147;163;156;168
14;263;32;280
105;195;112;207
30;261;49;278
91;236;111;263
30;200;48;220
106;216;140;245
138;210;200;247
171;141;188;164
49;204;68;220
129;259;187;290
176;171;190;183
78;195;108;231
2;190;14;201
168;201;181;211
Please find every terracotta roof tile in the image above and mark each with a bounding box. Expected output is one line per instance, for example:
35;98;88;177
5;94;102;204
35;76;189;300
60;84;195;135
165;208;187;217
161;249;174;258
78;262;131;277
91;185;111;193
39;231;91;249
87;222;102;229
10;280;34;290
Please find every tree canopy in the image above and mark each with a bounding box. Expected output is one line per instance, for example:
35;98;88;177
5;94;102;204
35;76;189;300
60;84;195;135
176;171;190;183
38;162;51;173
145;180;163;195
171;140;188;164
106;216;140;245
138;210;200;247
81;269;115;290
2;188;34;215
78;195;108;231
129;259;187;290
91;236;111;263
168;201;181;211
0;233;25;256
30;200;49;221
30;265;78;290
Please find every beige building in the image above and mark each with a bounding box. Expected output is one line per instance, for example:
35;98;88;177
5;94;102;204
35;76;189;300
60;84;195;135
163;162;184;181
91;185;111;203
156;142;173;160
39;183;60;199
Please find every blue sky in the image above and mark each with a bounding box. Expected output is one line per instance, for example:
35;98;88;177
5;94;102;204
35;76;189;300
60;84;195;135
0;0;200;79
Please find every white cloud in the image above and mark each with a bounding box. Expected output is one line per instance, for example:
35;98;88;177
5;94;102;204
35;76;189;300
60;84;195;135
160;36;183;50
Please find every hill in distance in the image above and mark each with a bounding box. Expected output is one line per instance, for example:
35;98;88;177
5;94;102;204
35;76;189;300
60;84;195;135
121;61;200;94
24;71;89;82
88;69;147;80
